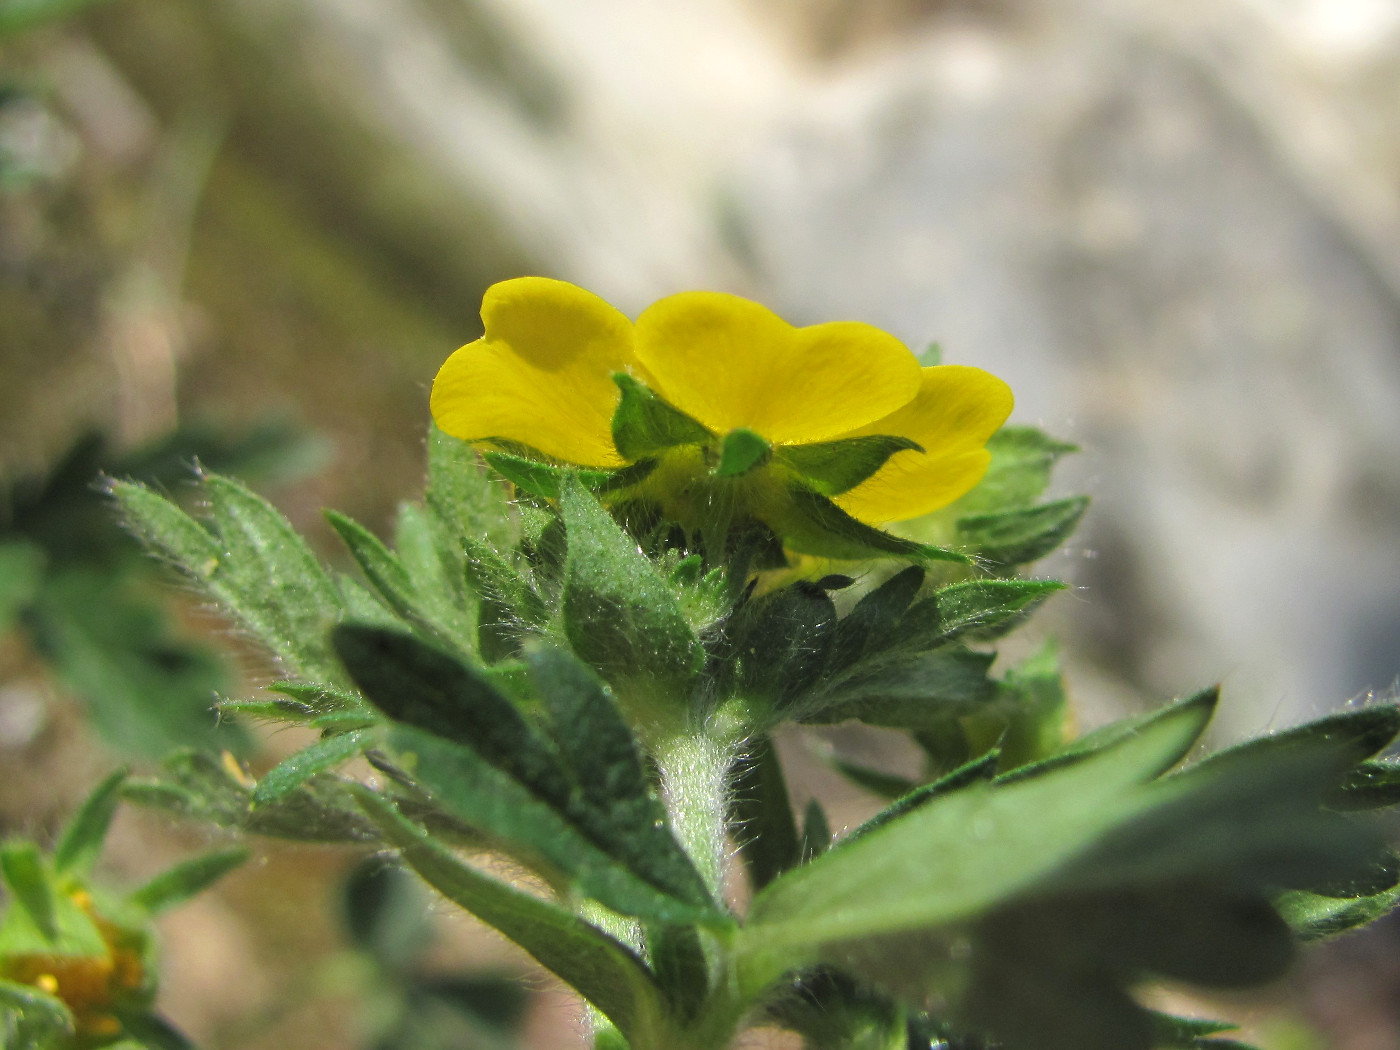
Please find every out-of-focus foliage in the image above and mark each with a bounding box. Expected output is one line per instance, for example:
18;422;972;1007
0;423;317;756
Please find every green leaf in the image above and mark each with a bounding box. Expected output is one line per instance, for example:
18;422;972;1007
904;578;1065;643
800;648;996;728
335;626;717;922
202;474;344;680
113;474;345;684
611;373;711;460
1277;876;1400;941
559;476;703;693
425;424;515;557
799;799;832;863
325;511;418;622
713;428;771;478
352;788;672;1045
950;427;1078;516
778;435;922;496
1329;757;1400;810
827;567;925;665
128;846;250;914
462;538;547;661
777;486;970;563
843;752;1001;845
742;692;1216;953
0;540;44;633
270;680;366;715
956;497;1089;568
251;729;374;805
53;768;128;878
730;735;800;892
525;642;712;908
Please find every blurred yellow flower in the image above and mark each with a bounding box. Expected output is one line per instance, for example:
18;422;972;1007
431;277;1012;525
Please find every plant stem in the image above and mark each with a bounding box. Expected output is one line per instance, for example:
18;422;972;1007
652;727;732;900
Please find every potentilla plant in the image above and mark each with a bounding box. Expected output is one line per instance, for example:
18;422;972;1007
11;276;1400;1049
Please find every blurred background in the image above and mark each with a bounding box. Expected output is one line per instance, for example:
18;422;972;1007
3;0;1400;1047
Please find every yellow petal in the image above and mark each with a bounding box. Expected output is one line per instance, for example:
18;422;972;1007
835;365;1013;523
633;291;922;446
430;277;638;467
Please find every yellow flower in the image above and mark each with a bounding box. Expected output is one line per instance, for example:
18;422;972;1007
431;276;1012;528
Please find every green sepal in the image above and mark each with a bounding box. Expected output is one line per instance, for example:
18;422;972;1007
0;844;57;942
776;485;970;564
0;845;106;957
128;847;250;915
713;428;771;478
250;729;375;805
483;451;655;501
560;476;704;693
955;496;1089;568
0;979;75;1048
351;788;672;1046
611;373;712;460
53;768;128;878
778;434;922;496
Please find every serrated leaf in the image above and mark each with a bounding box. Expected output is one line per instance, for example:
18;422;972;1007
525;643;712;908
955;496;1089;568
949;427;1078;516
779;435;922;497
742;693;1216;953
611;373;711;460
107;480;223;580
202;474;344;681
53;768;128;878
1276;877;1400;941
425;424;515;559
462;538;546;661
1329;758;1400;810
251;730;374;805
903;578;1064;643
334;626;718;922
560;476;703;693
352;789;672;1046
128;847;249;914
800;648;996;728
325;511;418;621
